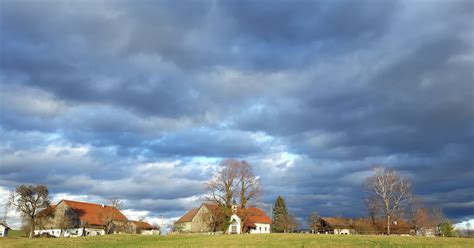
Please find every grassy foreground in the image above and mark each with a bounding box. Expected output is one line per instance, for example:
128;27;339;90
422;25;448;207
1;233;474;248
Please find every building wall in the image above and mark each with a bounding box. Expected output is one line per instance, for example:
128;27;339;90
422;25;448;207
0;226;8;237
227;214;241;234
34;228;105;237
37;202;81;230
141;229;160;235
249;223;271;234
190;205;213;233
177;222;192;233
334;228;352;235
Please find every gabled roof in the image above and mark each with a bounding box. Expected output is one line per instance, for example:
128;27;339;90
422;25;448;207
322;217;354;228
60;199;128;226
175;208;199;224
238;207;272;226
175;203;271;226
132;220;157;230
321;217;412;234
0;222;10;229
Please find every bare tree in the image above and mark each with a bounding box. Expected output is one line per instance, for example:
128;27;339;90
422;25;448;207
365;167;413;235
432;207;445;236
8;184;50;238
108;198;123;210
410;198;435;235
238;161;262;209
307;211;320;233
284;214;299;233
204;159;240;230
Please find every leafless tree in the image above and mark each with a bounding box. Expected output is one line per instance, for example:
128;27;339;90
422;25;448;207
432;207;445;236
410;197;435;235
204;159;240;229
8;184;50;238
108;198;123;210
202;206;224;232
238;161;262;209
204;159;263;232
307;211;320;233
366;195;383;225
284;214;299;233
365;167;413;235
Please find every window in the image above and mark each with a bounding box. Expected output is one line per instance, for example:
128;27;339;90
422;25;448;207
259;227;262;231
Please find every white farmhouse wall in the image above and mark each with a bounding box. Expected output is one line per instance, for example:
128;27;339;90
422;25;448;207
141;230;160;235
34;228;105;238
334;228;352;235
0;225;8;237
228;214;241;234
249;223;271;234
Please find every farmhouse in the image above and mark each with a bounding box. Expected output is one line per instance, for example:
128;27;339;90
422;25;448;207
175;203;271;234
317;217;412;235
0;222;10;237
131;220;160;235
34;199;158;237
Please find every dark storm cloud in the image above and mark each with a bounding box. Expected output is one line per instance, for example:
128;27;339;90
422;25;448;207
1;0;473;226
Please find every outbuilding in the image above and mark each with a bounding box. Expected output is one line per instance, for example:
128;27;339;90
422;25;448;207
0;223;11;237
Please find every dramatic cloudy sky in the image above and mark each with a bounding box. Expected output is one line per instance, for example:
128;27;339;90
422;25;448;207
1;0;473;230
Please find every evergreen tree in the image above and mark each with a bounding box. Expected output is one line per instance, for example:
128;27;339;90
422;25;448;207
272;196;289;233
439;221;457;237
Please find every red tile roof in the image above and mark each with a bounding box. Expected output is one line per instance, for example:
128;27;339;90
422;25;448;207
61;199;128;226
238;207;272;226
175;208;199;224
132;220;156;230
175;204;271;226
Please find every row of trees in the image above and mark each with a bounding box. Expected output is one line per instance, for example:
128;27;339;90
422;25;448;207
301;167;458;237
364;167;457;236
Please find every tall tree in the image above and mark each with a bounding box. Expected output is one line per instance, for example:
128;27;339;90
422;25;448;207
204;159;240;231
365;167;413;235
8;184;50;238
431;207;445;236
237;161;262;209
272;196;289;233
307;211;320;233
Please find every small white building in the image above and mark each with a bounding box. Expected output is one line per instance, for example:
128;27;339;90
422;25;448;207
228;214;242;234
228;205;271;234
0;223;11;237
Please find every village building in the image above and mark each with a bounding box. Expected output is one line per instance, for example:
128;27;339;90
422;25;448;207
175;203;271;234
0;223;10;237
34;199;157;237
317;217;412;235
131;221;160;235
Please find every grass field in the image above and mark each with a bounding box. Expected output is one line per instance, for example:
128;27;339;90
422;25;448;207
1;233;473;248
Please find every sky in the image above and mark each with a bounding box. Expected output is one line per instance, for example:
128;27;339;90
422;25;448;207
0;0;473;230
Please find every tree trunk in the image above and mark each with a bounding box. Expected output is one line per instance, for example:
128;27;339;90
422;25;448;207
387;215;391;235
29;217;35;238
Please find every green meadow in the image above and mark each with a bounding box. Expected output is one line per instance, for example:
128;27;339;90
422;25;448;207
1;233;474;248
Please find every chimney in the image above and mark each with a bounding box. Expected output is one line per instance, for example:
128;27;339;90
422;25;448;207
101;204;105;208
